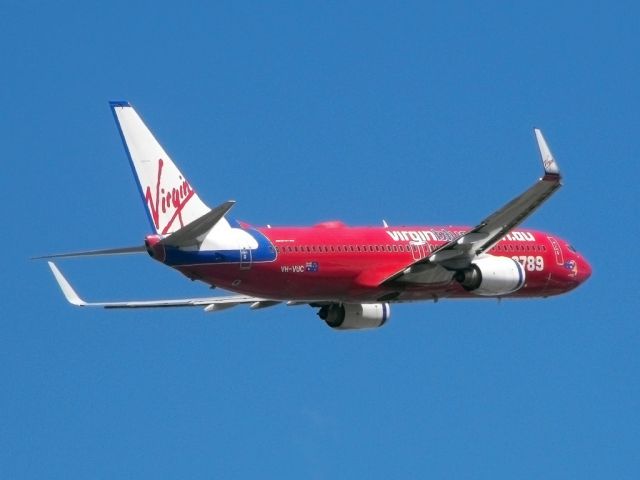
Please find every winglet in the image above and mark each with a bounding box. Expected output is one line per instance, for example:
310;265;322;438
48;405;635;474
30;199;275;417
109;100;131;108
534;129;560;176
48;262;87;306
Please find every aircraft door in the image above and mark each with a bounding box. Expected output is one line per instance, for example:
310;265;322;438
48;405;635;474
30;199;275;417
239;247;252;270
547;236;564;265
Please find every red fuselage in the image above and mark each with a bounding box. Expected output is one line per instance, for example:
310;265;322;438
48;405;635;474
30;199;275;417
153;224;591;303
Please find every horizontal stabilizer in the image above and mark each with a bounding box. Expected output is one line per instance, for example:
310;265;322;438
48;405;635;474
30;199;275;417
159;200;236;247
33;245;146;260
34;200;236;258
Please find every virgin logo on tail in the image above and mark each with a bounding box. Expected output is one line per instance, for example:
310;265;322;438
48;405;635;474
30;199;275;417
145;159;195;234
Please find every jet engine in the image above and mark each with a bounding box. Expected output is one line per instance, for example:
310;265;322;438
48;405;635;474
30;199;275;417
318;303;390;330
454;256;525;296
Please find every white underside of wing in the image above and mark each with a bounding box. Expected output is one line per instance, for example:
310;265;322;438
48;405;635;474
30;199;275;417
48;262;274;311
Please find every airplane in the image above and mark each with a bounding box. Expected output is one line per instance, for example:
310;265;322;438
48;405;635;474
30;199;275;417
39;101;591;329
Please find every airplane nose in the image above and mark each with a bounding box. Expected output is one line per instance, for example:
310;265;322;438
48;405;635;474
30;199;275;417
577;256;592;284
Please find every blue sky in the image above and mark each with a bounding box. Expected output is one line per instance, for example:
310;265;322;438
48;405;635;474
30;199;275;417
2;1;639;478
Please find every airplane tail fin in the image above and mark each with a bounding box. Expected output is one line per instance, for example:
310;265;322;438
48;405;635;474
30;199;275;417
110;101;226;235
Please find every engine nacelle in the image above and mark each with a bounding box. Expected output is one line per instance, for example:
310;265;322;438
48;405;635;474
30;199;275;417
318;303;390;330
455;256;525;296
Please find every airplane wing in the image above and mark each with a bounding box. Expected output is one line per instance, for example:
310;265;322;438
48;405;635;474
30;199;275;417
48;262;280;311
384;129;562;283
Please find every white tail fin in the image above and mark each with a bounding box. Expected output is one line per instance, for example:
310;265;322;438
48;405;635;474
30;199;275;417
110;101;216;235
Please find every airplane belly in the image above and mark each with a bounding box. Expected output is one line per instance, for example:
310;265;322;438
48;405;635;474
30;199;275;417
176;263;359;301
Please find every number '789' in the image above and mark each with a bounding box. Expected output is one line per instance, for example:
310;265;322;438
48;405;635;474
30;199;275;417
512;255;544;271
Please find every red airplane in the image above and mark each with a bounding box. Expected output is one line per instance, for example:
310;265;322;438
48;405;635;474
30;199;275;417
41;101;591;329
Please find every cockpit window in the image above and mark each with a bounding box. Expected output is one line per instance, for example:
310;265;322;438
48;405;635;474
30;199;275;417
568;244;577;253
